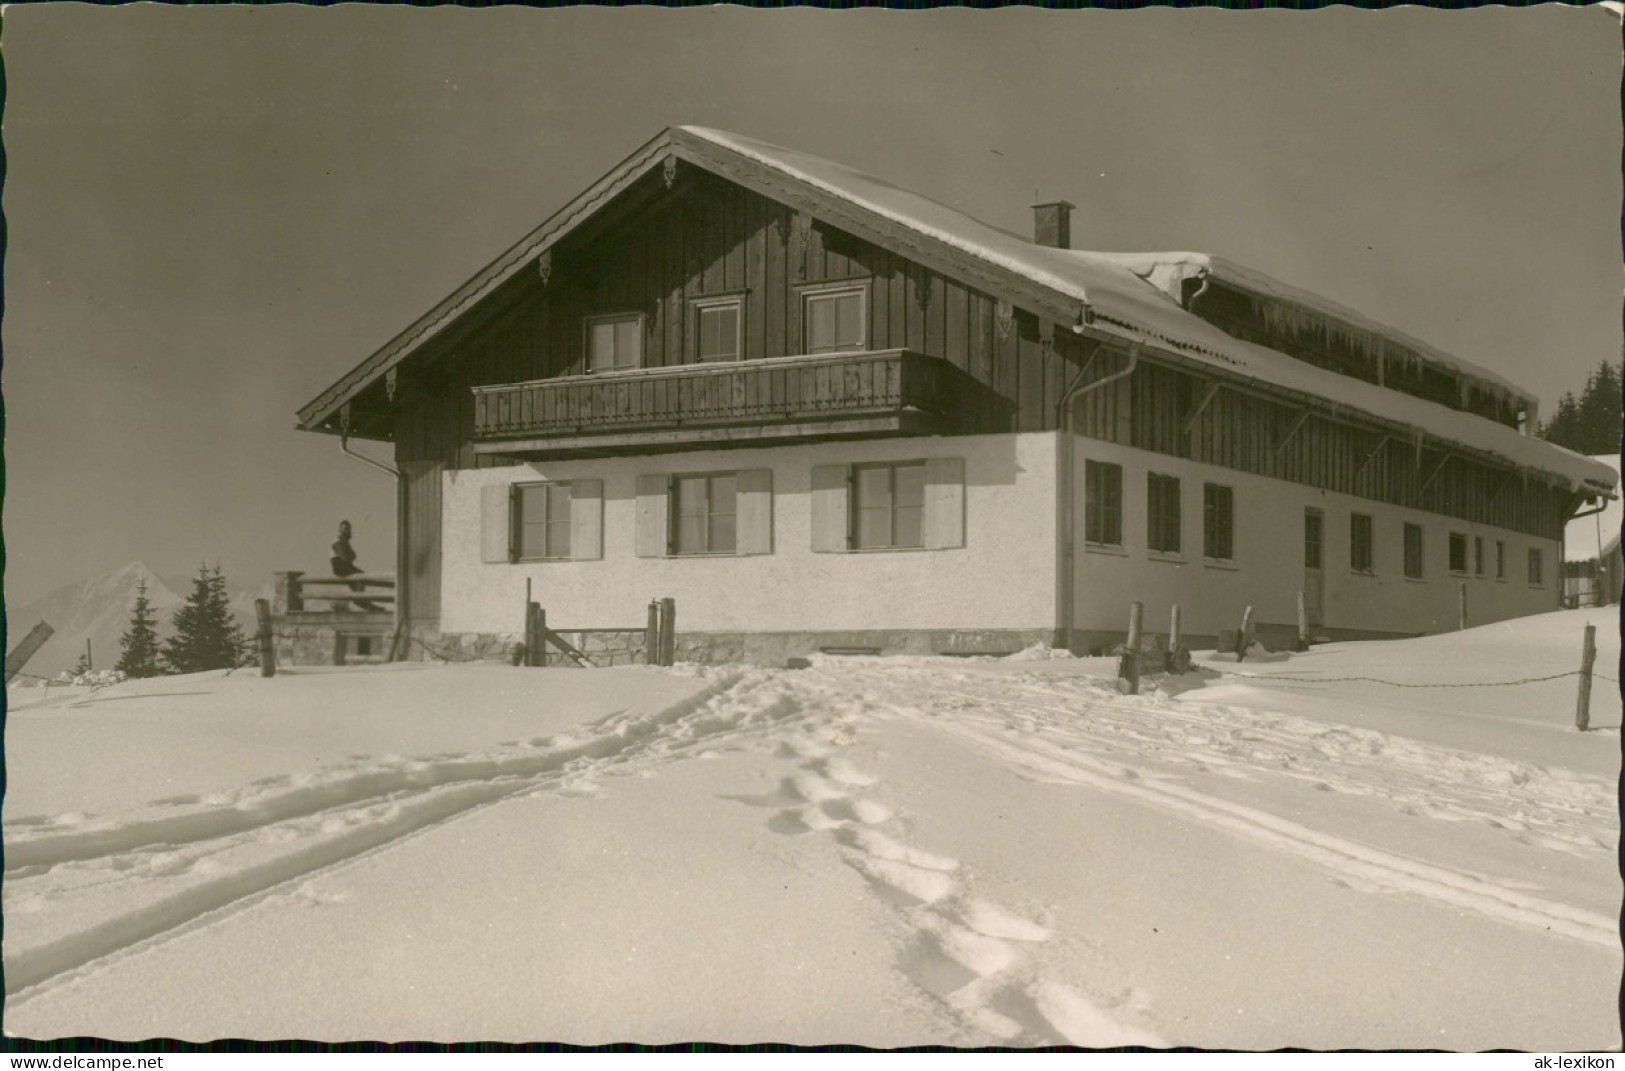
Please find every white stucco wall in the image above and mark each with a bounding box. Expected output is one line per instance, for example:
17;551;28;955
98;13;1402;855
1068;436;1563;639
440;432;1057;636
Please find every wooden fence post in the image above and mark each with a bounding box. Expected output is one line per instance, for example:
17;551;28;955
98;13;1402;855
1296;592;1309;651
659;598;677;667
1117;602;1143;695
1237;605;1255;663
1168;604;1190;674
255;599;276;678
1458;581;1468;632
531;604;547;667
5;621;54;684
1576;624;1596;732
646;600;662;666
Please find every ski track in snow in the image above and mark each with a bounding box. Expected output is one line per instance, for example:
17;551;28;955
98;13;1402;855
3;671;807;999
6;659;1614;1039
781;665;1615;949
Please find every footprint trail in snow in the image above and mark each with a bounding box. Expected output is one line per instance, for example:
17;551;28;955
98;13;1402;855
743;723;1166;1047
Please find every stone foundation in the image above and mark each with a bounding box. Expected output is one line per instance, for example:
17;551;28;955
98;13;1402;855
271;611;393;667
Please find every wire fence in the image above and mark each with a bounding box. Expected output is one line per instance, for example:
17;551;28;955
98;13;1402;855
1207;667;1619;688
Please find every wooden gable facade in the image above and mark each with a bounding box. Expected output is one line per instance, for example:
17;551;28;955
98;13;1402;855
380;163;1103;625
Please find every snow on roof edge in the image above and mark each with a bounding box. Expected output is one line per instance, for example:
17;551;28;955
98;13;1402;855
680;127;1609;493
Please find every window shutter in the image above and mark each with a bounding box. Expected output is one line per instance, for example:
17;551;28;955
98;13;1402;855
635;474;670;558
570;479;604;561
481;484;514;564
923;457;965;550
736;469;774;555
810;464;851;552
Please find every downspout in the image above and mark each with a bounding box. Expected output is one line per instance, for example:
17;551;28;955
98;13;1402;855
340;435;408;660
1056;333;1140;652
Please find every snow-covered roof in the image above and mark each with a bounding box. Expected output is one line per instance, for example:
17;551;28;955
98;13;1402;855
1565;455;1622;560
683;128;1611;495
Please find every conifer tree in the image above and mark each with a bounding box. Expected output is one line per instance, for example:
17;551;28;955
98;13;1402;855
162;564;250;674
115;579;165;678
1540;358;1622;455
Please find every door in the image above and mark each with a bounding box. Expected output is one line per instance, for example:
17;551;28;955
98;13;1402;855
1303;508;1324;631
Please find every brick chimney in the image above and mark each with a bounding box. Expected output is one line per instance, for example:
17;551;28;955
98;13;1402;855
1032;201;1075;249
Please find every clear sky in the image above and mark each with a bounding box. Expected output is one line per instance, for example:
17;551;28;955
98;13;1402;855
4;5;1619;607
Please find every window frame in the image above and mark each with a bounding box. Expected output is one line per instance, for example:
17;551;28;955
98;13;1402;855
801;282;870;356
514;481;575;563
1147;472;1182;556
585;311;645;373
1496;540;1507;581
1448;531;1468;575
1528;547;1544;587
1084;460;1124;549
851;460;927;551
1403;522;1425;580
669;471;741;557
692;294;745;363
1350;512;1375;574
1473;535;1485;577
1202;482;1234;563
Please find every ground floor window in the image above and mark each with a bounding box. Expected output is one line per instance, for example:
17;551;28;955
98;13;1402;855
517;482;574;560
854;462;926;549
1528;547;1544;586
1496;540;1506;579
1474;536;1485;576
1147;473;1181;554
1350;513;1374;573
810;458;964;553
1085;460;1123;546
673;473;738;555
481;479;604;564
635;470;773;557
1203;483;1233;561
1403;523;1424;579
1448;532;1468;575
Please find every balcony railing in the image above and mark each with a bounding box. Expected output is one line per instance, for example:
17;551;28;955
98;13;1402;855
472;349;957;445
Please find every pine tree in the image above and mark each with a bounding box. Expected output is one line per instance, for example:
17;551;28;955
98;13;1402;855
115;579;166;679
1540;359;1622;455
72;651;91;676
162;564;250;674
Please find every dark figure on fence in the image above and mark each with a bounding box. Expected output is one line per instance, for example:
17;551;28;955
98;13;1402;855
331;520;383;612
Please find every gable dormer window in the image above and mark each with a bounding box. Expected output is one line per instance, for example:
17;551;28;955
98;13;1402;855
694;297;743;363
803;284;867;355
587;313;643;372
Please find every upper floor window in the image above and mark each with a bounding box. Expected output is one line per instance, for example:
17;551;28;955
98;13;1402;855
1350;513;1374;574
803;285;867;355
1403;523;1424;580
694;297;743;363
587;313;643;373
1084;460;1123;547
1203;483;1234;562
1147;473;1181;555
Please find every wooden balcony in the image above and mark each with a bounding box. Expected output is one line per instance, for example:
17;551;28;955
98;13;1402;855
471;349;964;456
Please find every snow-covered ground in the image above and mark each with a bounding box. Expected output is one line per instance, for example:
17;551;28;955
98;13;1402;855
4;609;1619;1048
